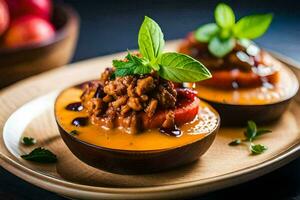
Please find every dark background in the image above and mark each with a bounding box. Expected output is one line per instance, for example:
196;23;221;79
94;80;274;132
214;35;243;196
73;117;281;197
1;0;300;199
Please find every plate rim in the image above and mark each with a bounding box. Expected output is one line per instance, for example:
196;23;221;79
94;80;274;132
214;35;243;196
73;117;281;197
0;42;300;199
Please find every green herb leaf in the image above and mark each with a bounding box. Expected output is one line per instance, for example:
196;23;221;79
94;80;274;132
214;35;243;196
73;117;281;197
256;129;272;137
21;147;57;163
195;23;219;42
138;16;165;61
21;137;36;146
233;14;273;39
113;60;135;76
250;144;268;155
70;130;78;135
229;139;241;146
208;36;235;57
113;53;151;77
215;3;235;28
158;52;211;83
244;120;257;141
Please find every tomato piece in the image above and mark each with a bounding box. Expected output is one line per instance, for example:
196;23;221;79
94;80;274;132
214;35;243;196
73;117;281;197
142;89;200;129
201;69;279;89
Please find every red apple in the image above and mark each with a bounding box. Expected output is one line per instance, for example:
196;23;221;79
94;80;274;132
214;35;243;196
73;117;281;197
4;15;55;48
0;0;9;36
5;0;52;20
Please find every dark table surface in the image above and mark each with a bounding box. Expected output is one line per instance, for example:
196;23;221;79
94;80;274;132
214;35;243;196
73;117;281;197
1;0;300;199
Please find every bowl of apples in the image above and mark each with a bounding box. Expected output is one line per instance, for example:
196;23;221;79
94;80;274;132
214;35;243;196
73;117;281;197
0;0;79;88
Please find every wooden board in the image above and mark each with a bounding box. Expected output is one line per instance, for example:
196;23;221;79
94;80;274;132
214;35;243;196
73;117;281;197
0;41;299;200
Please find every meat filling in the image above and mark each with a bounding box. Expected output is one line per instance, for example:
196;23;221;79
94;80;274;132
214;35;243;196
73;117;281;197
81;68;178;133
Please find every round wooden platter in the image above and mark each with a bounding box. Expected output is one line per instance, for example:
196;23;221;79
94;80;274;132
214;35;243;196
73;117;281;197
0;41;300;200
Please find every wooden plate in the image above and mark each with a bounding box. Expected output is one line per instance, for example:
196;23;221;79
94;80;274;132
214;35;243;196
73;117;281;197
0;41;299;200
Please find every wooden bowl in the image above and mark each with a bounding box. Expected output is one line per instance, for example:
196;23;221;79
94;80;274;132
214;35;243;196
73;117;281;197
55;85;220;175
197;63;299;126
0;4;79;88
203;97;295;126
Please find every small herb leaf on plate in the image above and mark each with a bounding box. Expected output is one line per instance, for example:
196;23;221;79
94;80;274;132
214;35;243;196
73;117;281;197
244;120;257;141
208;36;235;57
138;16;165;61
21;147;57;163
234;14;273;39
228;139;241;146
215;3;235;28
250;143;268;155
195;23;219;42
256;129;272;137
21;137;36;146
229;120;271;155
158;52;211;83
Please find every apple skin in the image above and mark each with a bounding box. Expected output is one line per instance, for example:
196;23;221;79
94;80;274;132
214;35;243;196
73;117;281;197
0;0;9;36
4;15;55;48
5;0;52;20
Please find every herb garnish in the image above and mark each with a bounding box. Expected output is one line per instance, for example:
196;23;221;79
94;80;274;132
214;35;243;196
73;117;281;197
21;137;36;146
70;130;79;135
228;120;271;155
112;16;211;83
21;147;57;163
195;3;273;57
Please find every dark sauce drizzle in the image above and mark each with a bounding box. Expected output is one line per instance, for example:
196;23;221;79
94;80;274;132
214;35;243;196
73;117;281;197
72;117;89;127
160;125;182;137
66;102;83;112
94;85;105;98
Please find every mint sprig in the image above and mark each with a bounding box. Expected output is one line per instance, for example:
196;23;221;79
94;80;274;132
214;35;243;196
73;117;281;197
113;53;151;76
228;120;271;155
113;16;211;83
195;3;273;57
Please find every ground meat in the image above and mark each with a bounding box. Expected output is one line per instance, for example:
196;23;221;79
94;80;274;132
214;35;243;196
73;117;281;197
136;76;155;96
145;99;158;118
162;111;175;129
112;96;128;109
99;67;114;84
128;97;143;111
156;86;176;109
178;33;261;71
81;70;178;133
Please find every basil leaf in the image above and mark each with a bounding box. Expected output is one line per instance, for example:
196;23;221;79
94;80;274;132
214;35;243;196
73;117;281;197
158;52;211;83
244;120;257;141
195;23;219;42
208;36;235;57
234;14;273;39
21;137;36;146
250;144;267;155
229;139;241;146
21;147;57;163
138;16;165;61
215;3;235;28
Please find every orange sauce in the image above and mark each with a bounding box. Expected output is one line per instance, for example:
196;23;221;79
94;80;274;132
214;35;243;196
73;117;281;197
195;63;298;105
55;88;219;151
